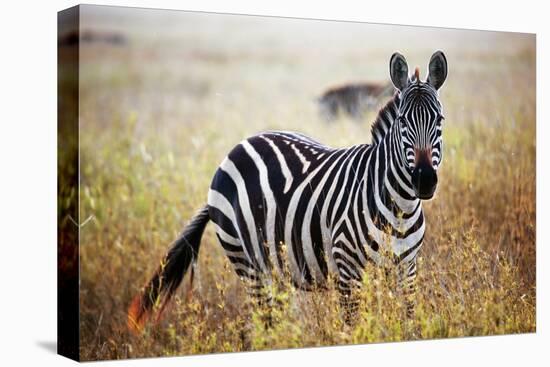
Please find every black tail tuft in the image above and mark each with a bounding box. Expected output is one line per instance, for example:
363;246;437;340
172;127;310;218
128;205;210;333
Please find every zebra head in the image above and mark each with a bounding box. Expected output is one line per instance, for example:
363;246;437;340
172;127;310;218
389;51;448;200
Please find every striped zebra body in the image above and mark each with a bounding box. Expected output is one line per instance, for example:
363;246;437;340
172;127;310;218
208;98;424;305
128;51;448;331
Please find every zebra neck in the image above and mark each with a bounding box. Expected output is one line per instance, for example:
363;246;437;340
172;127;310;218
370;93;400;144
375;114;419;216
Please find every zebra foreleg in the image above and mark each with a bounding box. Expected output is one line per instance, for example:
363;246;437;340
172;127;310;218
335;265;363;326
338;286;360;326
397;257;418;319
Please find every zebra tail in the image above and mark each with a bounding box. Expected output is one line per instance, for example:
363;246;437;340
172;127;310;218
127;205;210;333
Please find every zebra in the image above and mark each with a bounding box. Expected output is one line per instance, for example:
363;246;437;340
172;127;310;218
317;81;395;121
128;51;448;331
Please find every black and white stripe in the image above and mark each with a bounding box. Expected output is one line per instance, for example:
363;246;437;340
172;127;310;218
207;51;448;319
129;51;448;330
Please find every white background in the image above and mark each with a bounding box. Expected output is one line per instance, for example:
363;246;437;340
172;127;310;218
0;0;547;365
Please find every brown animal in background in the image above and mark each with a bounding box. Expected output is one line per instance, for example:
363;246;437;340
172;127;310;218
317;81;395;121
58;29;127;47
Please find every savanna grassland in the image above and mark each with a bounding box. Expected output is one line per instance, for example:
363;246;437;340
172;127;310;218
72;6;535;361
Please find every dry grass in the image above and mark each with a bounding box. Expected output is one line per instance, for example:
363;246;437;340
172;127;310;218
70;7;535;361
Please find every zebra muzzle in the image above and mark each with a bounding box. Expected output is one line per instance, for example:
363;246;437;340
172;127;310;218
412;149;438;200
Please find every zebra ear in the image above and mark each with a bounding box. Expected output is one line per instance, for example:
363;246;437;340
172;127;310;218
427;51;448;90
389;52;409;91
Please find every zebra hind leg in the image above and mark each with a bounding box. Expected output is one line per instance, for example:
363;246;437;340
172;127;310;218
244;276;275;330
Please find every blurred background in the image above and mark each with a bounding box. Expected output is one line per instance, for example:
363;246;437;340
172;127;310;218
66;5;535;360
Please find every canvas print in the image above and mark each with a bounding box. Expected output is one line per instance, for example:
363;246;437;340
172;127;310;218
57;4;536;361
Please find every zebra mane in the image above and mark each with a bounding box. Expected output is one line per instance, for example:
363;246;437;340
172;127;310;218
370;92;400;145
